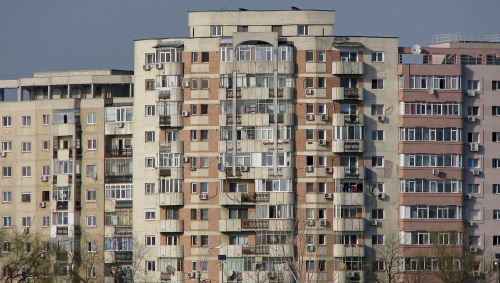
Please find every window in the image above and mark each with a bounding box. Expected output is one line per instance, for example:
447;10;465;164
220;47;233;62
201;78;209;89
22;116;31;127
42;165;50;176
2;191;11;202
145;105;156;117
297;25;308;36
200;104;208;115
21;217;31;227
372;235;385;245
201;235;209;246
21;193;31;202
494;184;500;194
494;159;500;168
157;48;180;63
87;241;97;253
255;46;272;61
200;157;209;168
372;79;384;89
211;25;222;36
146;261;156;271
145;157;156;168
201;52;209;63
494;106;500;116
237;25;248;32
374;260;386;271
200;182;208;193
21;141;32;152
493;81;500;91
191;52;198;63
306;50;314;62
200;209;209;220
494;209;500;220
22;166;32;177
86;164;97;179
371;104;384;115
318;182;327;193
145;209;156;220
87;267;96;278
305;129;314;140
318;77;326;88
2;141;12;152
42;114;50;125
42;140;50;150
318;51;326;62
371;209;384;219
86;190;97;202
145;79;155;90
372;52;384;62
2;116;11;127
372;130;384;140
42;216;50;227
86;216;97;227
83;113;96;125
200;130;208;141
2;216;11;227
145;235;156;246
145;131;155;142
145;183;155;194
2;166;12;177
272;25;282;36
467;106;479;116
372;156;384;167
468;132;479;143
467;80;480;90
87;139;97;150
467;184;479;194
145;53;155;64
305;77;314;88
306;260;315;272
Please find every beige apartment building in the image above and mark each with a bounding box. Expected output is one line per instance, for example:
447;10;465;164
1;8;500;283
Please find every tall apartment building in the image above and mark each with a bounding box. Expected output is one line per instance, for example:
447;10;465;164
1;8;500;283
133;9;399;283
0;70;134;280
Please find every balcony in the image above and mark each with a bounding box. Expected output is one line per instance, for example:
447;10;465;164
334;271;364;283
52;123;76;137
332;114;364;126
242;245;270;255
268;88;293;100
105;175;133;183
333;244;365;257
158;245;184;258
158;167;183;179
332;218;365;232
114;226;133;235
105;121;133;135
115;251;133;263
159;115;183;128
333;166;365;179
332;61;364;75
159;220;184;233
332;87;364;101
56;201;69;210
332;140;363;153
115;200;132;209
333;192;365;206
158;88;183;101
219;192;270;206
159;141;184;153
159;192;184;206
105;146;133;158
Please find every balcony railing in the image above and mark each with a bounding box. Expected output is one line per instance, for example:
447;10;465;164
344;88;360;99
105;146;133;158
241;193;270;202
115;251;133;262
344;167;360;177
344;141;361;151
105;175;133;183
242;219;269;230
115;200;133;209
242;245;270;255
344;114;359;124
115;226;133;235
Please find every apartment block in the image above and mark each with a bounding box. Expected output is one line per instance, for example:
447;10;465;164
1;7;500;283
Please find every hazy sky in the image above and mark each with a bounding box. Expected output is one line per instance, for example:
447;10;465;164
0;0;498;79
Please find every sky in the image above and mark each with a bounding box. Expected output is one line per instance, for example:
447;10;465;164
0;0;499;79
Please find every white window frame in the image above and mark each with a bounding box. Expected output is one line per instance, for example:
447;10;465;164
211;25;222;37
87;139;97;150
86;216;97;227
22;166;32;177
372;52;384;62
86;113;97;125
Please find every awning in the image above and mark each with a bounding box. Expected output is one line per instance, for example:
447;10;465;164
153;41;184;48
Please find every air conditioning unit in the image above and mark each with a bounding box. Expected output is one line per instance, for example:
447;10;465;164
432;168;441;176
305;89;314;95
190;167;197;171
199;194;209;200
370;220;379;226
325;167;333;173
378;193;386;200
306;219;315;226
267;271;276;278
472;271;481;277
306;114;315;121
427;88;435;95
187;272;196;278
324;193;333;199
377;115;385;122
183;156;190;163
183;80;190;88
305;166;314;173
143;64;151;71
41;175;49;182
181;111;190;117
115;121;124;128
470;143;479;152
23;228;30;234
467;221;475;227
1;151;7;157
263;140;269;145
467;115;476;123
320;115;328;121
306;244;316;252
464;194;473;200
318;139;327;146
240;166;249;172
156;63;163;69
346;271;356;278
472;169;481;176
319;219;328;226
469;246;478;253
467;90;476;97
39;202;46;208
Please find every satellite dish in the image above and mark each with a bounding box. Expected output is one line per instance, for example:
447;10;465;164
166;265;176;275
224;270;236;277
372;187;380;196
411;44;422;55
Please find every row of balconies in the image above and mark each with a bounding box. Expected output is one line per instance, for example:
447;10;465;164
218;87;294;100
220;140;292;153
219;218;366;232
222;166;294;179
219;113;294;127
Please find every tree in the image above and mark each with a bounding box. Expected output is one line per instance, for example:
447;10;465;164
375;234;404;283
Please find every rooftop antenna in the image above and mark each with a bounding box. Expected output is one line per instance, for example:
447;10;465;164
411;44;422;55
291;6;300;10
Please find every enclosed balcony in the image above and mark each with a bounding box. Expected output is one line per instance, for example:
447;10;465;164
333;192;365;206
332;218;365;232
332;61;364;75
332;140;363;153
158;245;184;258
159;220;184;233
333;166;365;179
105;146;133;158
159;141;183;153
332;114;364;126
158;88;183;101
333;244;365;257
219;192;270;206
332;87;364;101
159;115;183;128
